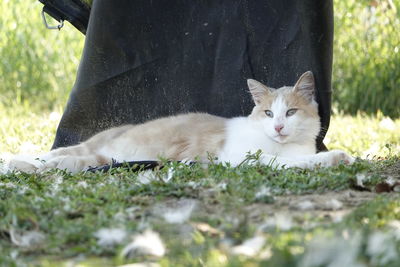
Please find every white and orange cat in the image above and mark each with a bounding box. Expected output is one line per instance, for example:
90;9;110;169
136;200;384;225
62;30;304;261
8;71;354;173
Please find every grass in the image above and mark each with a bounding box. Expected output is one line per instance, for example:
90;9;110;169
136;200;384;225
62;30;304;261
0;107;399;266
0;0;84;112
1;0;400;265
333;0;400;118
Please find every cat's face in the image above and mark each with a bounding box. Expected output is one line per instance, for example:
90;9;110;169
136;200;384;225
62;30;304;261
248;71;321;144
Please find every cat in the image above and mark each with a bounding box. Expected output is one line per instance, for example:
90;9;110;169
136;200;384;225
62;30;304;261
8;71;354;173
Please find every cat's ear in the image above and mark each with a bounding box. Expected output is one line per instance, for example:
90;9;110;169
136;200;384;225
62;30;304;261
247;79;271;105
293;71;315;102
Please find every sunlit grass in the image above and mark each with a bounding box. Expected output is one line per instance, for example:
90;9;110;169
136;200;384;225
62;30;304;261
0;0;84;111
326;112;400;158
0;104;61;155
333;0;400;117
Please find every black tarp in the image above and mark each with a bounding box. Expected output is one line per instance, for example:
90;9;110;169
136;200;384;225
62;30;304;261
52;0;333;152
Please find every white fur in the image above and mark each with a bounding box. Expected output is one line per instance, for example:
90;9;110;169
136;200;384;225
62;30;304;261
218;116;315;165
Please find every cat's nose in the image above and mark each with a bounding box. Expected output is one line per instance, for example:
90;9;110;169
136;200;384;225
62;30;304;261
274;124;284;133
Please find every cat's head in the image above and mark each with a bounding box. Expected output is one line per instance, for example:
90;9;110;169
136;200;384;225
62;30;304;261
247;71;321;144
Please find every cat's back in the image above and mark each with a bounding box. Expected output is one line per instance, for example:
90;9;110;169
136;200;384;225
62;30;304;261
128;113;228;149
90;113;226;139
140;112;227;131
94;113;228;161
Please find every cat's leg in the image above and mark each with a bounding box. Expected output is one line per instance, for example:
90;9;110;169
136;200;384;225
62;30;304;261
8;145;84;173
9;145;82;171
9;145;110;173
38;154;111;173
8;155;44;173
39;145;91;162
266;149;355;169
298;150;355;168
37;144;95;172
257;150;354;169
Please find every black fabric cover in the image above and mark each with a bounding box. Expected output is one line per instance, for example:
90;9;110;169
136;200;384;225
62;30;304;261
53;0;333;152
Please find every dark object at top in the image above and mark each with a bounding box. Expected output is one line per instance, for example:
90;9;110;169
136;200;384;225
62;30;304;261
49;0;333;153
39;0;90;34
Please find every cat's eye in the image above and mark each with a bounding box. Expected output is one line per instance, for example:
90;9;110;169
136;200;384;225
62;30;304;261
286;109;298;117
265;110;274;118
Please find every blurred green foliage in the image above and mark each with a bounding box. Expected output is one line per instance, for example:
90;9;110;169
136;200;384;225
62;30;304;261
333;0;400;118
0;0;399;117
0;0;84;111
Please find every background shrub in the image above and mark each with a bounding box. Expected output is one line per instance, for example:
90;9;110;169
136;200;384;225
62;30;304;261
0;0;83;111
333;0;400;118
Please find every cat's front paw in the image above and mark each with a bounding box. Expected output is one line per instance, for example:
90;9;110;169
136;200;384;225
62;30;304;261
8;156;43;173
38;156;86;174
322;150;355;167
